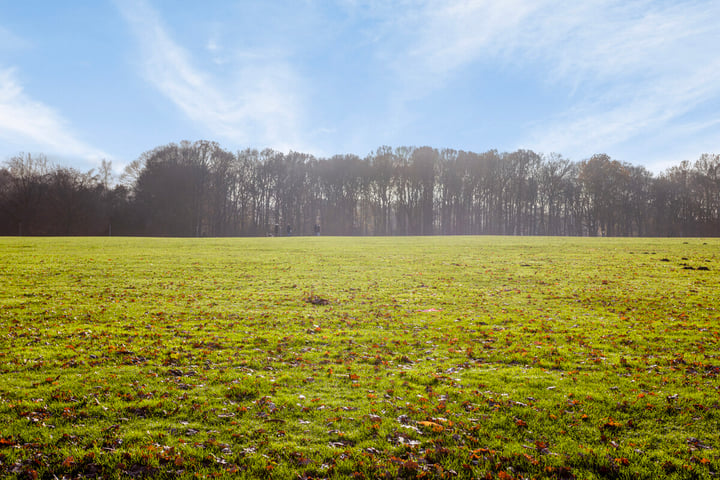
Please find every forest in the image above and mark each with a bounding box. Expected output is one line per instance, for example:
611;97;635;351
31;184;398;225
0;140;718;237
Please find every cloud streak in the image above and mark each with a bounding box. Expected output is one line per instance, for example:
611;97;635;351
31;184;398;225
0;67;109;163
518;1;720;166
0;25;29;52
115;0;305;151
366;0;720;167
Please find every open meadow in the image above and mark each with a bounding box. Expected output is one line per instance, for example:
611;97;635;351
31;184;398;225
0;236;719;479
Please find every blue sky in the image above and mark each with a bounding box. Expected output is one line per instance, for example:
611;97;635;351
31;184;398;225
1;0;718;173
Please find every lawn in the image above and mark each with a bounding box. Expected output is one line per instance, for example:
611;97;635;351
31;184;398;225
0;236;718;479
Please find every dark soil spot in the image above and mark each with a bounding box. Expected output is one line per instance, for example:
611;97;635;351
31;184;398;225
305;295;329;306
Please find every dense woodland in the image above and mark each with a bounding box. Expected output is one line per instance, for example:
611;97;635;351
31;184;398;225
1;140;718;237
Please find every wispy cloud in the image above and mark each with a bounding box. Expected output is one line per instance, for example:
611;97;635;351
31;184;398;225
0;67;109;163
386;0;720;92
115;0;306;151
517;1;720;165
367;0;720;166
0;25;29;52
527;53;720;162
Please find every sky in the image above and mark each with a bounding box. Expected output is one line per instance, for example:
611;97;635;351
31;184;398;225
0;0;718;173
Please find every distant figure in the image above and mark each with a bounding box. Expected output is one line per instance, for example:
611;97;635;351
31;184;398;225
314;224;321;236
286;224;292;236
274;224;279;237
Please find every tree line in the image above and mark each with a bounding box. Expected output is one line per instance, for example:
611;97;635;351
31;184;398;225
1;140;718;237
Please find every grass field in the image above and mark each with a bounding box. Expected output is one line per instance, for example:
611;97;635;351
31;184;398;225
0;236;719;479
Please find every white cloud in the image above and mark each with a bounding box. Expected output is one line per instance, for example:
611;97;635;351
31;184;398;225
0;67;110;163
0;25;28;52
370;0;720;167
528;53;720;159
386;0;719;90
115;0;306;151
515;1;720;166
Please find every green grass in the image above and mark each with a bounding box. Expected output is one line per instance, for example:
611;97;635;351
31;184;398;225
0;236;719;479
